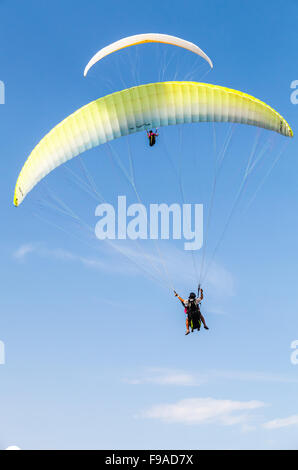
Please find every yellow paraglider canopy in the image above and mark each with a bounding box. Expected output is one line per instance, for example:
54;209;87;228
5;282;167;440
14;81;293;207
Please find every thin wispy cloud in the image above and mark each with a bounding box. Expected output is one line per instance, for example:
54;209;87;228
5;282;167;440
263;415;298;430
12;242;136;275
13;241;235;297
13;243;38;260
126;367;298;387
125;368;204;387
140;397;265;426
111;241;236;297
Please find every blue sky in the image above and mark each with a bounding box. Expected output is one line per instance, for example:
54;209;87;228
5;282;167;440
1;0;298;450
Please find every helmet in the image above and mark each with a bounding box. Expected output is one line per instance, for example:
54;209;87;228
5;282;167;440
189;292;196;300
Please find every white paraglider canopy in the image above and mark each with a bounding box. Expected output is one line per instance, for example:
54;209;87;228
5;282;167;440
83;33;213;77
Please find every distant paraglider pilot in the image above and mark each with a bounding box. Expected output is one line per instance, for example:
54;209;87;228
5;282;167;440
147;129;159;147
174;287;209;335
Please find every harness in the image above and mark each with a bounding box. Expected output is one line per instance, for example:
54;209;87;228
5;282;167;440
186;299;201;331
187;299;200;317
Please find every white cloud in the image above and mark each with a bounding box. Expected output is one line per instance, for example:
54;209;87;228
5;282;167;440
140;397;265;426
126;368;203;387
13;243;38;260
263;415;298;430
106;241;235;301
12;243;136;275
12;241;235;297
127;368;298;388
